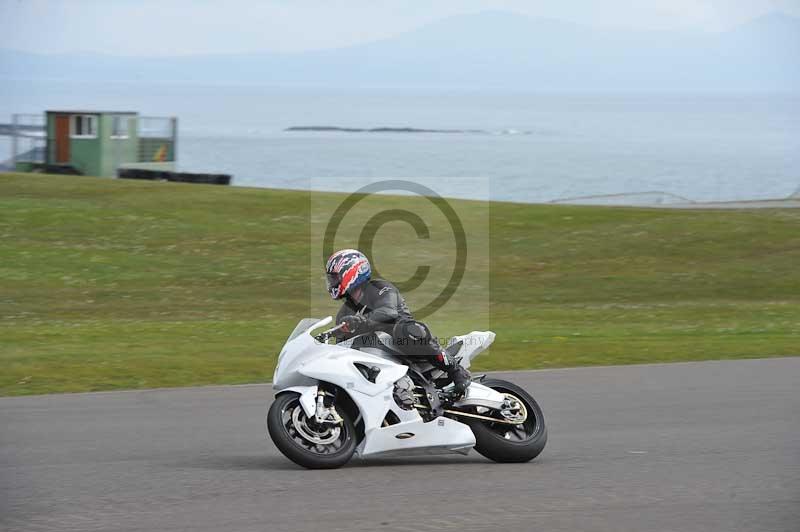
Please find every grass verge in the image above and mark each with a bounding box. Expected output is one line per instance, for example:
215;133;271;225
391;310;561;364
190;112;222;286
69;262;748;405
1;173;798;395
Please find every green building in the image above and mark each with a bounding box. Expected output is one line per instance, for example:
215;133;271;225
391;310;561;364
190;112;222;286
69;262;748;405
38;110;176;177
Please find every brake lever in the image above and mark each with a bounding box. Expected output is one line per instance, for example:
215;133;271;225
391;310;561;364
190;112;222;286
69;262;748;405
314;323;345;344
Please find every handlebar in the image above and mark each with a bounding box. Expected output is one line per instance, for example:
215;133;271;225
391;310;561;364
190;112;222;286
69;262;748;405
314;323;345;343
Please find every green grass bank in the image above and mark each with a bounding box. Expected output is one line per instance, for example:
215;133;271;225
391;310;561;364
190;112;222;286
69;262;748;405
1;173;798;396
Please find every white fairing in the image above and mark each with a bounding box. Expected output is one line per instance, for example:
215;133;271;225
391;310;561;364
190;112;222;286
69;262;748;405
279;385;318;418
271;317;503;458
447;331;496;370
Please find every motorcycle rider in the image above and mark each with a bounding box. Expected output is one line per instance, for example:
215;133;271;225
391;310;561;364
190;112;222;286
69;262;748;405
325;248;472;398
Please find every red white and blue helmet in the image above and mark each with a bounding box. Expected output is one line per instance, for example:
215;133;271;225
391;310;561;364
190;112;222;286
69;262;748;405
325;249;371;299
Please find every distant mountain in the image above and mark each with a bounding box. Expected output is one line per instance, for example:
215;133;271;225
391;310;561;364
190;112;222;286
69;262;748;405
1;10;798;90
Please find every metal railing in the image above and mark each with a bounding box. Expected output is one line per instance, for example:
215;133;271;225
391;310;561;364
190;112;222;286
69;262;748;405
7;114;46;166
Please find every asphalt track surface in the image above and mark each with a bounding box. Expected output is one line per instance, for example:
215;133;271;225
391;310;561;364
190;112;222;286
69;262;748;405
2;358;799;532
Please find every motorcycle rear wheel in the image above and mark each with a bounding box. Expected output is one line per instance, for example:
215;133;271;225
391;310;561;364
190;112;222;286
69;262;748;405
267;392;356;469
463;379;547;463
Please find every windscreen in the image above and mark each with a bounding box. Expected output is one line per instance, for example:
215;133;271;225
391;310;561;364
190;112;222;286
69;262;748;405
286;318;324;343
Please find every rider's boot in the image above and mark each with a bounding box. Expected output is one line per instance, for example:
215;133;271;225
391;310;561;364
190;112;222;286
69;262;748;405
434;349;471;399
447;364;472;399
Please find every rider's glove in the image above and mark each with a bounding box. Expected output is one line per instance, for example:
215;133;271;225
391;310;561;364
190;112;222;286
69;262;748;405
340;314;367;334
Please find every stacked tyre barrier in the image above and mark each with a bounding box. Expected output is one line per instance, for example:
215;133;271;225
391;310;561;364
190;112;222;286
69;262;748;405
27;163;83;175
117;168;231;186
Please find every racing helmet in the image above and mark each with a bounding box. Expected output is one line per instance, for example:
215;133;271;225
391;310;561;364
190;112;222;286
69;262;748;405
325;249;371;299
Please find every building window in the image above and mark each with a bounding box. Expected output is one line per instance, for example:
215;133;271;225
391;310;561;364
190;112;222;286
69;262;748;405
111;116;130;139
71;115;97;138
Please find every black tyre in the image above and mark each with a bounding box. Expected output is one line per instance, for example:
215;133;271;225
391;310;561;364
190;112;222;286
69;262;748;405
267;392;357;469
464;378;547;463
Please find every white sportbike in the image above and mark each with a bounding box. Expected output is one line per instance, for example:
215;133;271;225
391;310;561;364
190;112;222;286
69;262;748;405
267;317;547;469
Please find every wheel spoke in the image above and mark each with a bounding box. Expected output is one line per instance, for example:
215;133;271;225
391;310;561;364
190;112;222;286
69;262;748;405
476;389;539;442
279;398;349;455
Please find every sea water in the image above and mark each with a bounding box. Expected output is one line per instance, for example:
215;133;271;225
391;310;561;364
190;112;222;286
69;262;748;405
1;80;798;203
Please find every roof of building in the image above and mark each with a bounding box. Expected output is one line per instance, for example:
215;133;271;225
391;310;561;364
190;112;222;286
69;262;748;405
45;110;138;115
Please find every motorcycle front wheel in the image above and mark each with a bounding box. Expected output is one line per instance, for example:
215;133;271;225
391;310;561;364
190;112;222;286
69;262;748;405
267;392;357;469
463;378;547;463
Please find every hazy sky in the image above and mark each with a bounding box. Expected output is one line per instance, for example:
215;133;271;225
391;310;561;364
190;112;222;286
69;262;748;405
1;0;798;56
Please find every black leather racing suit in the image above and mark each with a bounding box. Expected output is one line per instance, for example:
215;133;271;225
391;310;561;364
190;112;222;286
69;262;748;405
334;279;456;374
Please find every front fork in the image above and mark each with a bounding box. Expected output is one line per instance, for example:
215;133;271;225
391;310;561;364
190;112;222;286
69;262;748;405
314;389;343;425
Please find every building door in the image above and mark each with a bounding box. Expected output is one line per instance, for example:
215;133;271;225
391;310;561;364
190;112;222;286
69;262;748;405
54;115;70;163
